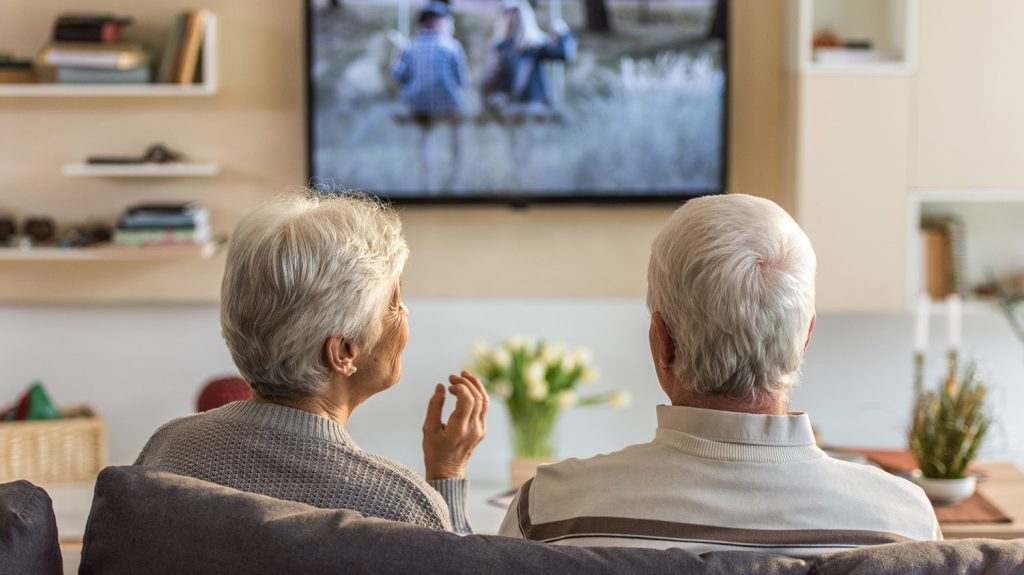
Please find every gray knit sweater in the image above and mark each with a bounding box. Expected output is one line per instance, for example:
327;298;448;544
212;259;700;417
134;401;471;534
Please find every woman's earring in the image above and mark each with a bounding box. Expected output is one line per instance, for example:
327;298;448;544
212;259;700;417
344;364;358;377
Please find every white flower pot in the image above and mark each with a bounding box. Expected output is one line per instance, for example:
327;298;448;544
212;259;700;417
910;470;977;505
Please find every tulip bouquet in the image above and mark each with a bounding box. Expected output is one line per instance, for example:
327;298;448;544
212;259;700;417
468;337;631;459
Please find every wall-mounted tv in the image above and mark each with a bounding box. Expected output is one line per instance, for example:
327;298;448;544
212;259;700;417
307;0;728;203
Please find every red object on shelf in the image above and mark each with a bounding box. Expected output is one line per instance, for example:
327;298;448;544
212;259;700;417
196;376;252;412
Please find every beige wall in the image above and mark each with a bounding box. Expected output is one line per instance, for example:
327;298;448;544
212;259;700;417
915;0;1024;189
0;0;785;303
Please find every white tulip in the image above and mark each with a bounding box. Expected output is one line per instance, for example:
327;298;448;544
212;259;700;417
470;341;490;359
492;348;511;368
560;354;577;372
581;367;599;383
573;347;594;366
525;361;546;386
490;380;512;399
555;390;578;409
507;335;528;351
527;379;549;401
609;390;633;409
540;342;565;364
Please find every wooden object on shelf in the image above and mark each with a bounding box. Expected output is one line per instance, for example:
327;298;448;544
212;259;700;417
62;162;220;178
921;228;953;299
0;12;218;97
0;405;107;484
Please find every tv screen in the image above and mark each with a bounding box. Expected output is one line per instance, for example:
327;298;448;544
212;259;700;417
307;0;727;203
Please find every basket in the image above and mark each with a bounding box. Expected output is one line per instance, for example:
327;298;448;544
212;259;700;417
0;405;107;484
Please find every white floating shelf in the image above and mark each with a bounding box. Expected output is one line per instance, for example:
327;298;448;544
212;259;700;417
62;162;220;178
0;240;224;262
0;84;216;98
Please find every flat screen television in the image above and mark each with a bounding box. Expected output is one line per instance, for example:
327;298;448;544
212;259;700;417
307;0;728;203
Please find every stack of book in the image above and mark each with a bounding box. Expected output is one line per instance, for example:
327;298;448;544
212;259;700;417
113;203;211;248
37;14;150;84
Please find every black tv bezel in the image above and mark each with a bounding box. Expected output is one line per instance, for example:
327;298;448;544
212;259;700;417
303;0;730;206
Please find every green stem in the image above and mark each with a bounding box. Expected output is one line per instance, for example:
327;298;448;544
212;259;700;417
509;408;559;459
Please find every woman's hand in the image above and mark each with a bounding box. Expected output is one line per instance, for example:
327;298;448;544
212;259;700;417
423;371;489;480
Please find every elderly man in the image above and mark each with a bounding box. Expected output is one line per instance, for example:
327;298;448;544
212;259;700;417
498;194;940;555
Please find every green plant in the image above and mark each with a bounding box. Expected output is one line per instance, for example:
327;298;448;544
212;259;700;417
468;337;631;459
909;361;990;479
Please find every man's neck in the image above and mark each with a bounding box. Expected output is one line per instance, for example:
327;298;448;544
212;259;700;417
671;390;788;415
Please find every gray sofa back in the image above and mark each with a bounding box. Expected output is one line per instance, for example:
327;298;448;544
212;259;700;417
79;466;1024;575
0;479;63;575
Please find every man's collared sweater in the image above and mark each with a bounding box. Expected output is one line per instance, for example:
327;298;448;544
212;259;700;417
499;405;940;555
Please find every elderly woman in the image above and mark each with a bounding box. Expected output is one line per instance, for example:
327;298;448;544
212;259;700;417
135;193;488;534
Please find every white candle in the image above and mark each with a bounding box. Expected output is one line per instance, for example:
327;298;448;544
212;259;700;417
914;293;930;354
947;293;962;352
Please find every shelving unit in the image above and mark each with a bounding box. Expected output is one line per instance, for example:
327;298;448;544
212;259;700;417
62;162;220;178
906;190;1024;309
787;0;918;74
0;12;219;98
0;239;225;262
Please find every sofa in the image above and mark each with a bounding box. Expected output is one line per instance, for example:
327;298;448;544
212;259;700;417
3;467;1023;574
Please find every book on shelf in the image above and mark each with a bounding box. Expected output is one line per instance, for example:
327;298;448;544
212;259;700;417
176;9;209;84
53;14;132;43
157;14;187;83
157;9;209;84
921;217;967;299
113;228;211;247
56;66;150;84
38;42;149;70
0;57;35;83
114;202;211;247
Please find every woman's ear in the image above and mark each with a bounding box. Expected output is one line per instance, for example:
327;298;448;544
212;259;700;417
803;314;816;353
324;336;361;377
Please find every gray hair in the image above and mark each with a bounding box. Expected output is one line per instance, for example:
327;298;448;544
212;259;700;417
220;192;409;398
646;194;816;402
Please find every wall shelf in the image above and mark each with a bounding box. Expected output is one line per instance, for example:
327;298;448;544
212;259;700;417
62;162;220;178
787;0;918;75
906;190;1024;309
0;12;218;98
0;239;225;262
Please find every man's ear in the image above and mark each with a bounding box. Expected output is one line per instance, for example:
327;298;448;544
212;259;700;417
803;314;816;352
324;336;361;376
651;312;676;372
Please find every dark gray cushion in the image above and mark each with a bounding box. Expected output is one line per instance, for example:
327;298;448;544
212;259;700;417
79;466;1024;575
0;479;63;575
79;466;808;575
813;538;1024;575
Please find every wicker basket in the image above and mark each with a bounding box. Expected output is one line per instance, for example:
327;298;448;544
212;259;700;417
0;405;107;484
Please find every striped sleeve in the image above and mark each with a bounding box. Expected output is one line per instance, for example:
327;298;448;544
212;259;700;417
428;478;472;535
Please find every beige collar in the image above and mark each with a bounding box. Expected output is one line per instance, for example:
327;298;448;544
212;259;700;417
653;405;823;463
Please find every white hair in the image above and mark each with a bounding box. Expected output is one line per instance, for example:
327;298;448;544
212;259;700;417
493;0;547;49
220;192;409;398
646;194;816;402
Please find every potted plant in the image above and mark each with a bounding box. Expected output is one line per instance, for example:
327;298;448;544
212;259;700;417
468;337;631;487
909;359;990;505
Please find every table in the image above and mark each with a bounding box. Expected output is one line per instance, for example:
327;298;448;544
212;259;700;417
940;462;1024;540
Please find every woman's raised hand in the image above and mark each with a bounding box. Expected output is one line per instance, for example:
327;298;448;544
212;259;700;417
422;371;489;480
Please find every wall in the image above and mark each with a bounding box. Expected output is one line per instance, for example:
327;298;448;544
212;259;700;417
2;302;1021;483
0;0;787;302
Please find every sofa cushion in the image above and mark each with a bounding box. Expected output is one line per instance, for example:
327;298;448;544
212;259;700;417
79;466;809;575
813;538;1024;575
0;479;63;575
